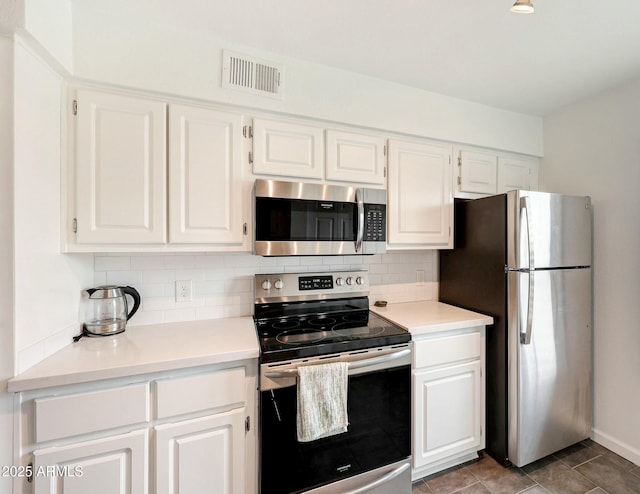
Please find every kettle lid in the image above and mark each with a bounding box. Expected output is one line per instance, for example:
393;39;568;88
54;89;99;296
87;285;124;299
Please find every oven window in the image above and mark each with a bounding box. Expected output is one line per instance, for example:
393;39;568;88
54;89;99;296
260;366;410;493
255;197;356;242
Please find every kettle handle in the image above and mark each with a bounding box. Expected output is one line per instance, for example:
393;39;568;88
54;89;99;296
121;286;141;320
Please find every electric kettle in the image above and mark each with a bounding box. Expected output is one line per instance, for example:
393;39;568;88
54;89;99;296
83;285;141;336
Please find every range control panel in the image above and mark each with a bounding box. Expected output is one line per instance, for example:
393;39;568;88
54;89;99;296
255;271;370;302
299;275;334;291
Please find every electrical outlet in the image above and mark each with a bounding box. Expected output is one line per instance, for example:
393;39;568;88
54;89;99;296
416;270;425;285
175;280;192;302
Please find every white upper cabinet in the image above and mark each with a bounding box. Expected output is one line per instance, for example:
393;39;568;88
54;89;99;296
168;104;245;245
74;89;167;244
69;89;250;251
325;130;386;185
497;155;538;193
456;148;498;196
252;117;324;180
454;146;539;199
251;117;386;185
387;138;453;249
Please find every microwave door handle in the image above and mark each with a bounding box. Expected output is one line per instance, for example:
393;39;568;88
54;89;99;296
355;188;365;253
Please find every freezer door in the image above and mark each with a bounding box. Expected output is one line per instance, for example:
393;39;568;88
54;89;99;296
507;190;592;270
507;268;592;467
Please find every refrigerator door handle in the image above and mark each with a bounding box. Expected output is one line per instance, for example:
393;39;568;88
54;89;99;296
521;196;534;345
520;195;535;270
521;271;534;345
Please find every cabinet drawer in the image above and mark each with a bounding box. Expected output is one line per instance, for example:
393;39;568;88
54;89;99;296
156;367;245;419
35;383;149;442
414;332;481;369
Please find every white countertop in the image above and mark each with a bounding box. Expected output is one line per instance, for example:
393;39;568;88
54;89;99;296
370;300;493;336
8;317;259;392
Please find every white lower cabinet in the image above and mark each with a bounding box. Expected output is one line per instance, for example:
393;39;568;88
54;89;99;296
412;328;486;480
33;429;149;494
15;362;257;494
155;409;245;494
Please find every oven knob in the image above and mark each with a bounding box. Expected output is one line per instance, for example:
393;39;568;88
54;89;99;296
346;277;353;285
336;277;345;286
274;279;284;290
261;280;272;290
355;276;363;285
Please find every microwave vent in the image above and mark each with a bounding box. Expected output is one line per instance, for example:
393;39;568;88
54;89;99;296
222;50;283;99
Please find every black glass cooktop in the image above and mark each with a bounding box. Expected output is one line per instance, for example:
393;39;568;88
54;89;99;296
254;297;410;363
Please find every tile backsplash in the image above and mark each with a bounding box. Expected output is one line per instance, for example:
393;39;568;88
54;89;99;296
94;251;438;326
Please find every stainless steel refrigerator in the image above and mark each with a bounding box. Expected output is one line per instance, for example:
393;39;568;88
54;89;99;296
439;190;592;467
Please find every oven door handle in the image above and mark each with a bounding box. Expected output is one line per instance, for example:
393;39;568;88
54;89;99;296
264;348;410;378
343;461;410;494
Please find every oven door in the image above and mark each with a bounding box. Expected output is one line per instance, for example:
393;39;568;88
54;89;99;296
259;348;411;494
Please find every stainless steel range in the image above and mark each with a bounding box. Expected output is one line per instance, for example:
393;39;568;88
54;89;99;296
254;271;412;494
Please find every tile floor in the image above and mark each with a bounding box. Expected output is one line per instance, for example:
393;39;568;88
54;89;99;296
412;440;640;494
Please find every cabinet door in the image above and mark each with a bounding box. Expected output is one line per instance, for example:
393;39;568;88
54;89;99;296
168;105;246;245
387;139;453;248
456;149;498;196
155;408;245;494
33;429;148;494
75;89;166;244
498;155;538;193
325;130;386;185
413;361;482;469
252;118;324;179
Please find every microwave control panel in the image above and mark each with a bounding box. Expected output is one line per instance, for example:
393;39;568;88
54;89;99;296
364;204;386;242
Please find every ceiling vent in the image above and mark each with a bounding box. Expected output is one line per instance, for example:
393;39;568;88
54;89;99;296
222;50;283;99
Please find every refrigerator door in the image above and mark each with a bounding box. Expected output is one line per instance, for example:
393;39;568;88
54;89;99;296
507;190;592;270
507;268;592;467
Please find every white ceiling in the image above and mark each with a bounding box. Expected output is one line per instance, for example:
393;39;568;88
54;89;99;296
75;0;640;116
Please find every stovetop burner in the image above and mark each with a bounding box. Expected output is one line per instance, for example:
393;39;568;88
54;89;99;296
253;271;410;363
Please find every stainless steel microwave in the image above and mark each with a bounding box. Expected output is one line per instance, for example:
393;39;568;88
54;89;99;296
254;179;386;256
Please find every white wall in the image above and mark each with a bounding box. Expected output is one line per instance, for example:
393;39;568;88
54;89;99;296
540;78;640;465
13;37;93;374
0;35;15;494
70;2;543;157
95;251;438;327
0;0;23;34
23;0;72;71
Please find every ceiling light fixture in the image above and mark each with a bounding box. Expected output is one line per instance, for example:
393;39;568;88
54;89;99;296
511;0;534;13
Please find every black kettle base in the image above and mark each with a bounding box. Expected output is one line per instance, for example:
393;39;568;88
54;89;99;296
73;326;126;342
